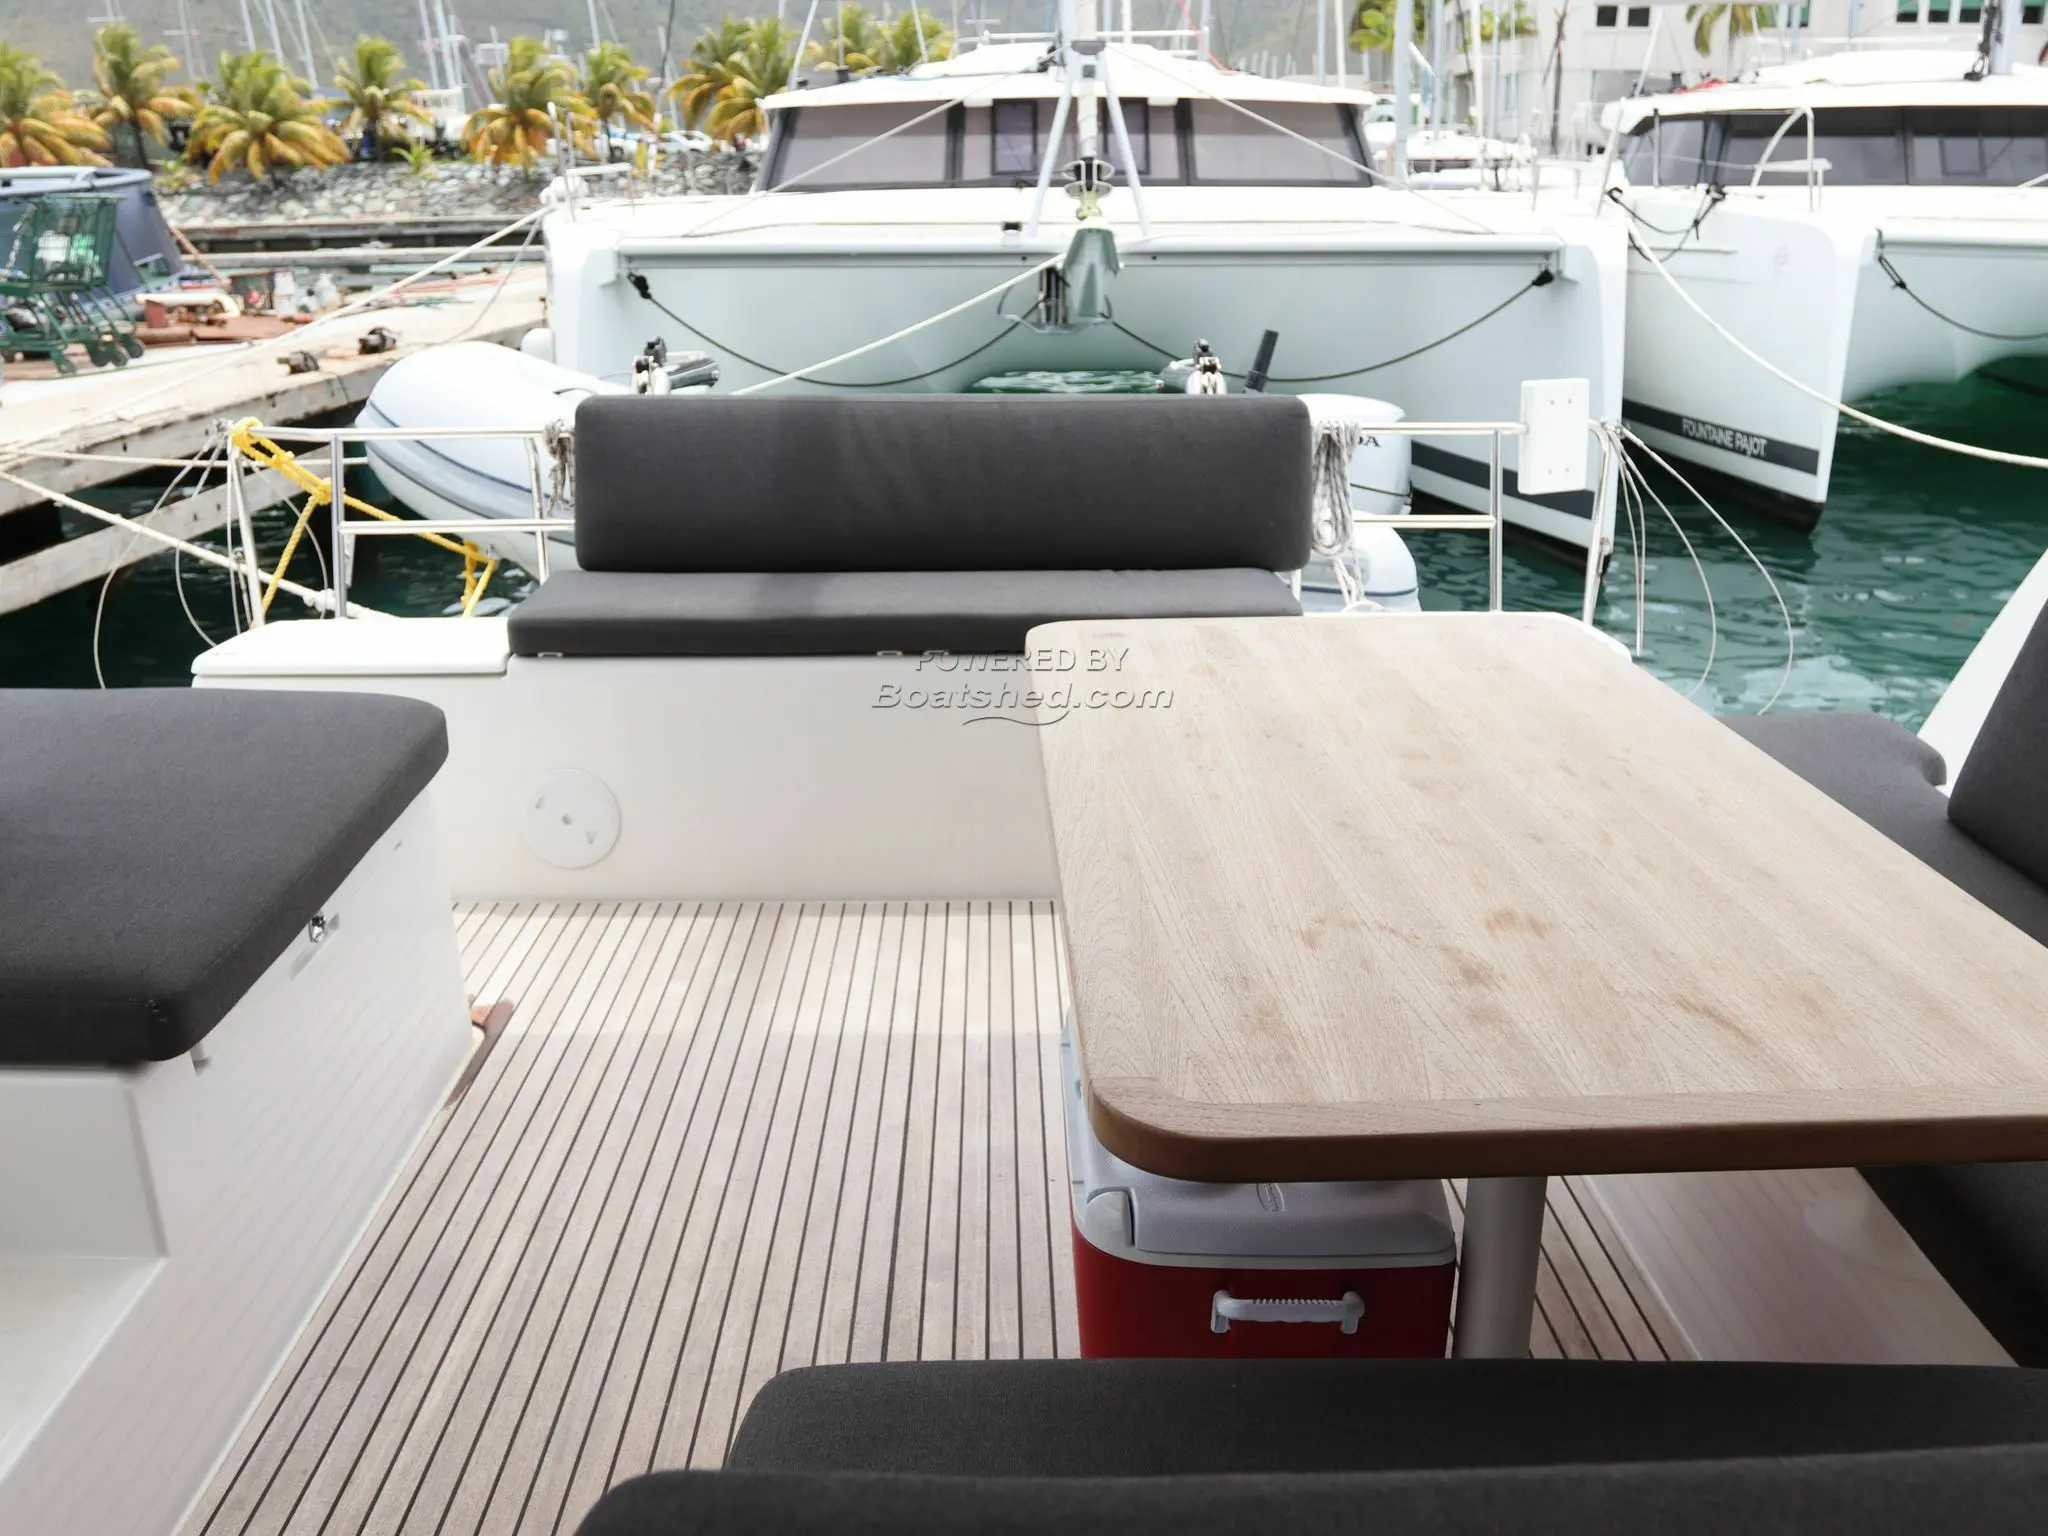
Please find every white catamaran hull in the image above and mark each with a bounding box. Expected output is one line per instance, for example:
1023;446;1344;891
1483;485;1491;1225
543;191;1626;554
1616;192;2048;524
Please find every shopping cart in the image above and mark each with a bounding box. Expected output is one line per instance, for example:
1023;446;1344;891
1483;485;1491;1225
0;195;142;374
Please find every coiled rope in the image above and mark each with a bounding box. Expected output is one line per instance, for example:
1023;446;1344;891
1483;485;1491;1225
1307;404;1366;609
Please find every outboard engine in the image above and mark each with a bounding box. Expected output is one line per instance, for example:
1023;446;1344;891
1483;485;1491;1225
633;338;721;394
1159;341;1227;395
632;338;671;394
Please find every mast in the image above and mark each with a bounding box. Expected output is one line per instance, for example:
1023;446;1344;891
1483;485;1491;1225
1987;0;2014;74
291;0;318;85
1429;0;1444;135
417;0;441;91
1393;0;1411;179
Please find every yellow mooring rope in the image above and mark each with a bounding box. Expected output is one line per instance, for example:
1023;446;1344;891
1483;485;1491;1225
229;418;498;616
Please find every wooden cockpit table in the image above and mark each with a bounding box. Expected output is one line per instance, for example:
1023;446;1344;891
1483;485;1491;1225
1033;612;2048;1356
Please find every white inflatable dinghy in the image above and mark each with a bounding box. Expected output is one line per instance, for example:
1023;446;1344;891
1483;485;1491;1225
358;340;714;569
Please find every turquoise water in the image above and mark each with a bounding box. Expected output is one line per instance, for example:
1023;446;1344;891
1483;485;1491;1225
2;370;2043;727
1409;371;2046;727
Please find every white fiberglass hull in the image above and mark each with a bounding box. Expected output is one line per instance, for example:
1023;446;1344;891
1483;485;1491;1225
545;189;1626;553
1613;188;2048;522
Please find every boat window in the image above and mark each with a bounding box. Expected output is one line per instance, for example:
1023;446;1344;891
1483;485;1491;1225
1907;107;2048;185
958;102;1083;184
958;100;1178;185
1187;101;1367;183
992;100;1039;175
766;103;950;189
1705;108;1904;186
1103;98;1151;179
1656;116;1706;184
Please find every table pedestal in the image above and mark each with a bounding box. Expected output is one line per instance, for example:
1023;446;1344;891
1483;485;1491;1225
1451;1175;1548;1358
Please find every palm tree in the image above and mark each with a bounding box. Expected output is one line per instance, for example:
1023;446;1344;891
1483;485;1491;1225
463;35;590;169
1351;0;1426;63
0;45;110;166
675;19;791;143
873;9;953;69
580;41;655;159
1352;0;1425;50
188;49;346;180
673;19;754;131
1475;0;1539;41
807;3;887;70
1687;3;1776;72
708;21;792;142
334;35;430;160
88;23;189;168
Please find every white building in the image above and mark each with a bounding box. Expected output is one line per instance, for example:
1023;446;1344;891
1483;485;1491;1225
1405;1;2048;154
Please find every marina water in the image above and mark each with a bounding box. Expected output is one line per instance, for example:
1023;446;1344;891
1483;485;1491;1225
1;369;2041;728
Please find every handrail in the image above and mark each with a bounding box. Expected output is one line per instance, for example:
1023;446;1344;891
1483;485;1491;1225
229;414;1607;624
1748;105;1820;212
227;420;566;621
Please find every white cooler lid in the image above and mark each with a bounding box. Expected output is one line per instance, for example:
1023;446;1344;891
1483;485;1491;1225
1062;1035;1455;1263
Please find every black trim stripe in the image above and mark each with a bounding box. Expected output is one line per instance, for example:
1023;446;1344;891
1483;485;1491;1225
1622;398;1822;476
1410;443;1596;520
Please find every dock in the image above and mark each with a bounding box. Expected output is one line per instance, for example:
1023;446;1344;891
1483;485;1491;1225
0;265;545;618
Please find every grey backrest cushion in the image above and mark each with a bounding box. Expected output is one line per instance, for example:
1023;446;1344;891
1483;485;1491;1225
572;394;1314;574
1949;598;2048;885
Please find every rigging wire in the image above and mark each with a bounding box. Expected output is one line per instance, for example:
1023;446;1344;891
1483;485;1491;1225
732;258;1061;393
1102;40;1504;237
1623;425;1798;714
1619;444;1718;700
1108;268;1553;381
91;431;226;687
0;207;546;473
1875;243;2048;343
664;62;1044;243
628;270;1033;387
1602;183;1723;247
1628;228;2048;473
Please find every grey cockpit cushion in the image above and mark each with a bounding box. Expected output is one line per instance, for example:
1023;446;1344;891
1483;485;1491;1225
573;1452;2048;1536
0;687;448;1065
725;1359;2048;1476
1861;1161;2048;1367
1723;709;2048;946
523;394;1315;657
571;1360;2048;1535
1723;708;2048;1366
1948;595;2048;890
506;568;1301;658
570;394;1315;575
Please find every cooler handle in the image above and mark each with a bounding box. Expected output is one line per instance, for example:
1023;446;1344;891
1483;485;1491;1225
1210;1290;1364;1336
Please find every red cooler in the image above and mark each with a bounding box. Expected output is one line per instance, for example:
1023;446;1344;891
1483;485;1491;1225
1063;1036;1456;1358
